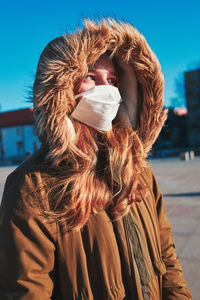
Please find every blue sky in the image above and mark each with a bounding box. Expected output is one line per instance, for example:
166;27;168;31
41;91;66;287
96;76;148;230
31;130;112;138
1;0;200;112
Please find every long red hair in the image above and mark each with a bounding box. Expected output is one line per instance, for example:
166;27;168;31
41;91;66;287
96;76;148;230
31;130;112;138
41;116;146;231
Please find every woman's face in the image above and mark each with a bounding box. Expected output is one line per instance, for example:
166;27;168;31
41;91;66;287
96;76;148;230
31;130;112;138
78;53;117;93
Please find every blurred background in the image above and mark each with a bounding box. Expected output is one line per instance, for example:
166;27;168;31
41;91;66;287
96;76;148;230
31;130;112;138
0;0;200;162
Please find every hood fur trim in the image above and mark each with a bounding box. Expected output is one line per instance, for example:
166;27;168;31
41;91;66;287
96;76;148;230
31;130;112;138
33;18;167;159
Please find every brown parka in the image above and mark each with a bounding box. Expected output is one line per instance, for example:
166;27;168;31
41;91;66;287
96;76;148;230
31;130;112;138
0;19;192;299
0;149;192;299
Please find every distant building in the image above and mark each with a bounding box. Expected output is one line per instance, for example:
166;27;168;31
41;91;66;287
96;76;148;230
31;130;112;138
0;108;40;163
184;68;200;146
152;107;188;157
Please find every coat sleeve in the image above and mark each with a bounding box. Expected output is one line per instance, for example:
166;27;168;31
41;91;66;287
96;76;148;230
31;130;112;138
0;170;57;300
149;167;192;299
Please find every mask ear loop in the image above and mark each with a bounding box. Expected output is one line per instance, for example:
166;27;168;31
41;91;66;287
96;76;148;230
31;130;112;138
67;93;82;140
66;117;76;141
74;92;83;100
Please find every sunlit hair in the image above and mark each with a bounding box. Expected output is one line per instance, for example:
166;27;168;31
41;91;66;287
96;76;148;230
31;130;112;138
40;116;146;231
32;18;166;231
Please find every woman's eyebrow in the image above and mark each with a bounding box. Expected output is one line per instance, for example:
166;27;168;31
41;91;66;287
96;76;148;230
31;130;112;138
87;68;117;76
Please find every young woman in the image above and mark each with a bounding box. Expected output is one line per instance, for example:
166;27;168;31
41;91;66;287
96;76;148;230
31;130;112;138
0;19;192;299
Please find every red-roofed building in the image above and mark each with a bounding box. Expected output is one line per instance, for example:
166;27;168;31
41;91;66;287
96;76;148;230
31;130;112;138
0;108;40;163
0;108;34;127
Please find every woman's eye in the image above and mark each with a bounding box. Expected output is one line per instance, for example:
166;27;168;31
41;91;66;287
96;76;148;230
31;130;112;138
85;75;94;81
108;77;117;85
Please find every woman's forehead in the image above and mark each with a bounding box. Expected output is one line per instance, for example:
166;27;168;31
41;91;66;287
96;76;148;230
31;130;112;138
90;53;115;73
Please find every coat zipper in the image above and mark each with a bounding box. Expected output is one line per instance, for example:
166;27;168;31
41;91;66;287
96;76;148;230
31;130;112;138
123;216;140;299
123;217;134;275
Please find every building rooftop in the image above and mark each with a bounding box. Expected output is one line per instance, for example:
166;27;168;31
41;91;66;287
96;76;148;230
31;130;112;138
0;108;34;127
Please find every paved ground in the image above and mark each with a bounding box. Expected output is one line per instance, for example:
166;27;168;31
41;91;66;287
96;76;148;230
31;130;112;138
0;165;17;199
150;157;200;299
0;158;200;298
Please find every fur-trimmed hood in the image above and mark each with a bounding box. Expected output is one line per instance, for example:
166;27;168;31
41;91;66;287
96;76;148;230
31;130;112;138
33;18;167;161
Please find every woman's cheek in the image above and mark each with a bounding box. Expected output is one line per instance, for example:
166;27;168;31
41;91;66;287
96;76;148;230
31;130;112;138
78;81;95;93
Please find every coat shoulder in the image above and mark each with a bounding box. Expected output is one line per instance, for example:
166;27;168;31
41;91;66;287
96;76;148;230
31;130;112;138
1;146;51;213
139;163;155;189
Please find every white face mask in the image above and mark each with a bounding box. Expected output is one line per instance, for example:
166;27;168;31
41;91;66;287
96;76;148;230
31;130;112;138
71;85;122;131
